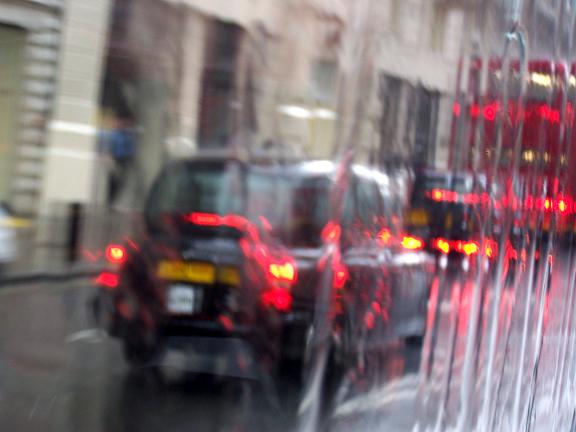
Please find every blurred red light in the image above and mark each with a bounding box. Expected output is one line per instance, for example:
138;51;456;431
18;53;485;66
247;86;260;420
462;242;479;256
484;104;496;121
433;238;450;254
431;189;443;201
402;236;424;250
322;221;341;242
453;102;461;116
333;262;349;289
484;239;497;258
261;288;292;312
95;272;119;289
105;245;126;264
377;229;392;245
550;109;560;123
429;188;459;203
189;212;221;226
470;104;481;118
269;261;297;282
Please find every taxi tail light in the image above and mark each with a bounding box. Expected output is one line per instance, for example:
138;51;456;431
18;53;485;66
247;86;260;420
401;236;425;250
105;244;126;264
95;272;119;289
188;212;221;226
269;261;297;283
261;288;292;312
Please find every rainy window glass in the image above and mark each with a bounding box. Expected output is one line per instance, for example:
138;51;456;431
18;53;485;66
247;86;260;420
5;0;576;431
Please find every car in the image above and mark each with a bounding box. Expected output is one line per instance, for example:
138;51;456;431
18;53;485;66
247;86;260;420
246;161;435;370
94;155;301;379
0;203;18;274
405;170;495;263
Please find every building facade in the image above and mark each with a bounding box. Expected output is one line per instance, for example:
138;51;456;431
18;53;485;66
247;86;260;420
0;0;64;214
0;0;467;217
0;0;111;217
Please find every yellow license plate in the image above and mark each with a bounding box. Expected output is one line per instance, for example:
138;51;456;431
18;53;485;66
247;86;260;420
157;261;215;284
218;266;240;286
409;209;429;226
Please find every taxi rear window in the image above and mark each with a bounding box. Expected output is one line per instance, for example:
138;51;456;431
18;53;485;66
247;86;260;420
146;161;245;221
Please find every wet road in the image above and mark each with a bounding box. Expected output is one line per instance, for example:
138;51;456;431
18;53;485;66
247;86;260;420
0;279;422;432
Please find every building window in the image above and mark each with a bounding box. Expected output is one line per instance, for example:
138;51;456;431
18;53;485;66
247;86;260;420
311;60;338;104
198;20;243;149
378;74;439;168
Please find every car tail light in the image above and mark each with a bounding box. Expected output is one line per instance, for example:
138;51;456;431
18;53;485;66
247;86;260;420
95;272;119;289
557;198;570;214
484;240;497;258
401;236;424;250
433;238;451;254
377;229;392;245
269;262;297;282
462;241;479;256
453;240;479;256
261;288;292;312
321;221;341;242
188;212;221;226
428;189;458;203
333;262;349;289
105;245;126;264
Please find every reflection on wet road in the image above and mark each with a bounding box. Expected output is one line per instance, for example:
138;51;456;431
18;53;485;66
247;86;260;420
0;280;421;432
0;252;571;431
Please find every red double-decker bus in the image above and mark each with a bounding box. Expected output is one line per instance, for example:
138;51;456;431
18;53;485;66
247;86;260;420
449;59;576;240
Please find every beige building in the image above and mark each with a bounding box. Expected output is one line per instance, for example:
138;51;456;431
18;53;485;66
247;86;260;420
99;0;345;207
0;0;111;217
0;0;466;218
0;0;64;215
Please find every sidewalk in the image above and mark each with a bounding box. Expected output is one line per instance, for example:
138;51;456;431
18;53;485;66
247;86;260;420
0;210;132;286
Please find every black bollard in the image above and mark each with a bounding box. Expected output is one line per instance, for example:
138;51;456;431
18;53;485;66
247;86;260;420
67;203;82;263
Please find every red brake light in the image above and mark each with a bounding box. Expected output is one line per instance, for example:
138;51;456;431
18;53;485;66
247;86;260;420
261;288;292;312
433;238;450;254
321;221;341;242
484;239;497;258
105;245;126;264
95;272;119;289
557;198;569;214
429;189;458;203
431;189;444;202
462;241;479;256
401;236;424;250
377;229;392;245
269;262;297;282
189;212;221;226
333;262;349;290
